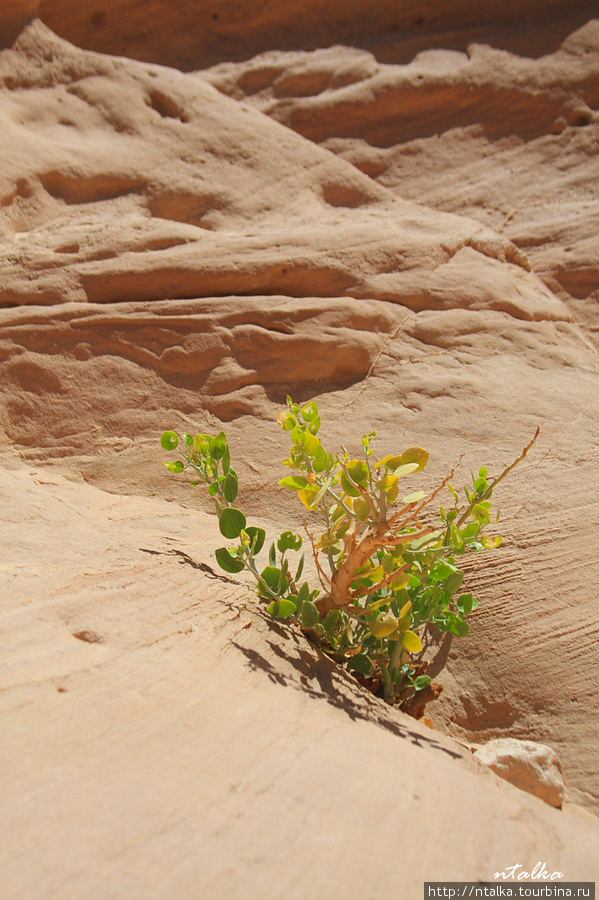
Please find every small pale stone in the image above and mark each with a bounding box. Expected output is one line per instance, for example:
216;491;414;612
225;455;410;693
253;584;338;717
474;738;565;808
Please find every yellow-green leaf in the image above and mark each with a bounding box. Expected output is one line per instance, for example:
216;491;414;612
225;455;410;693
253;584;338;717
377;473;399;492
365;596;390;613
397;613;411;633
340;471;361;497
347;459;370;486
375;453;402;469
302;433;320;457
399;447;429;472
402;490;426;504
386;483;400;504
390;572;410;590
354;496;371;521
402;630;423;653
298;487;320;509
370;615;399;638
392;462;420;478
399;600;412;619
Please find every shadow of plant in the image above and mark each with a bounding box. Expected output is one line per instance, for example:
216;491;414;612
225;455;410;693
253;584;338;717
232;624;463;761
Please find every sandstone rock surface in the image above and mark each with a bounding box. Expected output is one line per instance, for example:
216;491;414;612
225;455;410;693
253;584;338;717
1;3;599;896
474;738;566;808
1;462;597;898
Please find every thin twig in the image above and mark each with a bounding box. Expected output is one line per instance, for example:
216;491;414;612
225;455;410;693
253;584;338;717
388;457;463;531
303;523;332;590
456;427;540;528
353;563;411;598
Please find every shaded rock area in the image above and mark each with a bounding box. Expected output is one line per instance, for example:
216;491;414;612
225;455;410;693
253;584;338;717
1;2;599;895
34;0;599;70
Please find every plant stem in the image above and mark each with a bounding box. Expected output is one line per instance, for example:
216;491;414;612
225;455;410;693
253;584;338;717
388;639;404;698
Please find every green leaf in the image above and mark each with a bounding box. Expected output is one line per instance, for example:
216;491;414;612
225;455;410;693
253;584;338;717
218;507;247;539
301;600;320;629
413;675;432;691
279;475;308;490
277;531;302;553
182;432;193;448
208;481;219;496
444;570;464;595
431;561;456;581
222;443;231;475
402;490;426;504
302;433;320;457
323;609;341;638
472;503;491;525
450;617;470;637
210;431;227;460
340;471;362;497
354;496;371;521
164;460;185;473
194;434;211;455
450;523;463;550
260;565;289;597
308;417;321;435
382;553;395;575
223;473;238;504
377;473;398;492
298;582;311;605
375;453;402;469
347;459;369;486
297;486;322;510
269;542;276;566
215;547;245;573
267;598;297;619
391;462;420;478
398;447;429;472
244;526;266;554
312;443;328;472
370;615;399;638
278;412;297;431
456;593;474;616
347;654;374;676
409;530;440;551
301;401;319;422
295;552;305;581
161;431;179;451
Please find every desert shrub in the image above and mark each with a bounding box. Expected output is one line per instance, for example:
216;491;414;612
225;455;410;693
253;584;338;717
161;398;537;707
